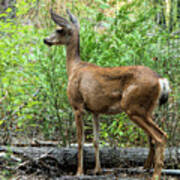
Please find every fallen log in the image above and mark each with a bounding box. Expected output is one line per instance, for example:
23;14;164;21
114;168;180;176
58;168;180;180
0;146;179;173
58;174;144;180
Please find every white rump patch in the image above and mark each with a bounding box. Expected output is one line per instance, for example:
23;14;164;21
159;78;170;95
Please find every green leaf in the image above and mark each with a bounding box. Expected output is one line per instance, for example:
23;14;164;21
0;120;4;126
100;3;110;9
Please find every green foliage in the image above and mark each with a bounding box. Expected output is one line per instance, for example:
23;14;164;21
0;0;179;147
100;113;147;147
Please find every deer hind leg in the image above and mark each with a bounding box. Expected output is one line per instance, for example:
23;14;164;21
144;116;168;170
74;109;84;175
147;116;167;180
128;115;167;180
144;136;155;169
93;114;102;174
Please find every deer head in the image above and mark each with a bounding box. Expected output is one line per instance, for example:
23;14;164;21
44;9;79;46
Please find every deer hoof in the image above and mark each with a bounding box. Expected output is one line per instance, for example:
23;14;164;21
151;175;160;180
76;169;84;176
94;167;102;175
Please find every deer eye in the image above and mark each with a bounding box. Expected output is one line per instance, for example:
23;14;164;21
56;29;64;33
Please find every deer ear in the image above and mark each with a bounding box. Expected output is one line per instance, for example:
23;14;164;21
66;9;80;30
50;9;71;30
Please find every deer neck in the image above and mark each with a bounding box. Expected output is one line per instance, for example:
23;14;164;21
66;34;80;76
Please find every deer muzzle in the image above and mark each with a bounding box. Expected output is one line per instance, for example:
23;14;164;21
44;38;53;46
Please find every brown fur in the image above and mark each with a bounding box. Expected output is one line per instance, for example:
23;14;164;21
44;10;168;179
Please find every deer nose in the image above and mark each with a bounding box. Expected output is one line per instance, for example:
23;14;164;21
44;38;52;46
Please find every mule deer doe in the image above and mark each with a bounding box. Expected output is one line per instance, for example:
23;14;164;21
44;9;170;180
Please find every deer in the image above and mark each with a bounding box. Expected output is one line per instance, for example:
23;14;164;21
44;9;170;180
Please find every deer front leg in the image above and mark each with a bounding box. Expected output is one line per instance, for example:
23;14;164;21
75;110;84;176
93;114;102;174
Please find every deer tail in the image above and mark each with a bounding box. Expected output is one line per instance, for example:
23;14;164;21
158;78;170;106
